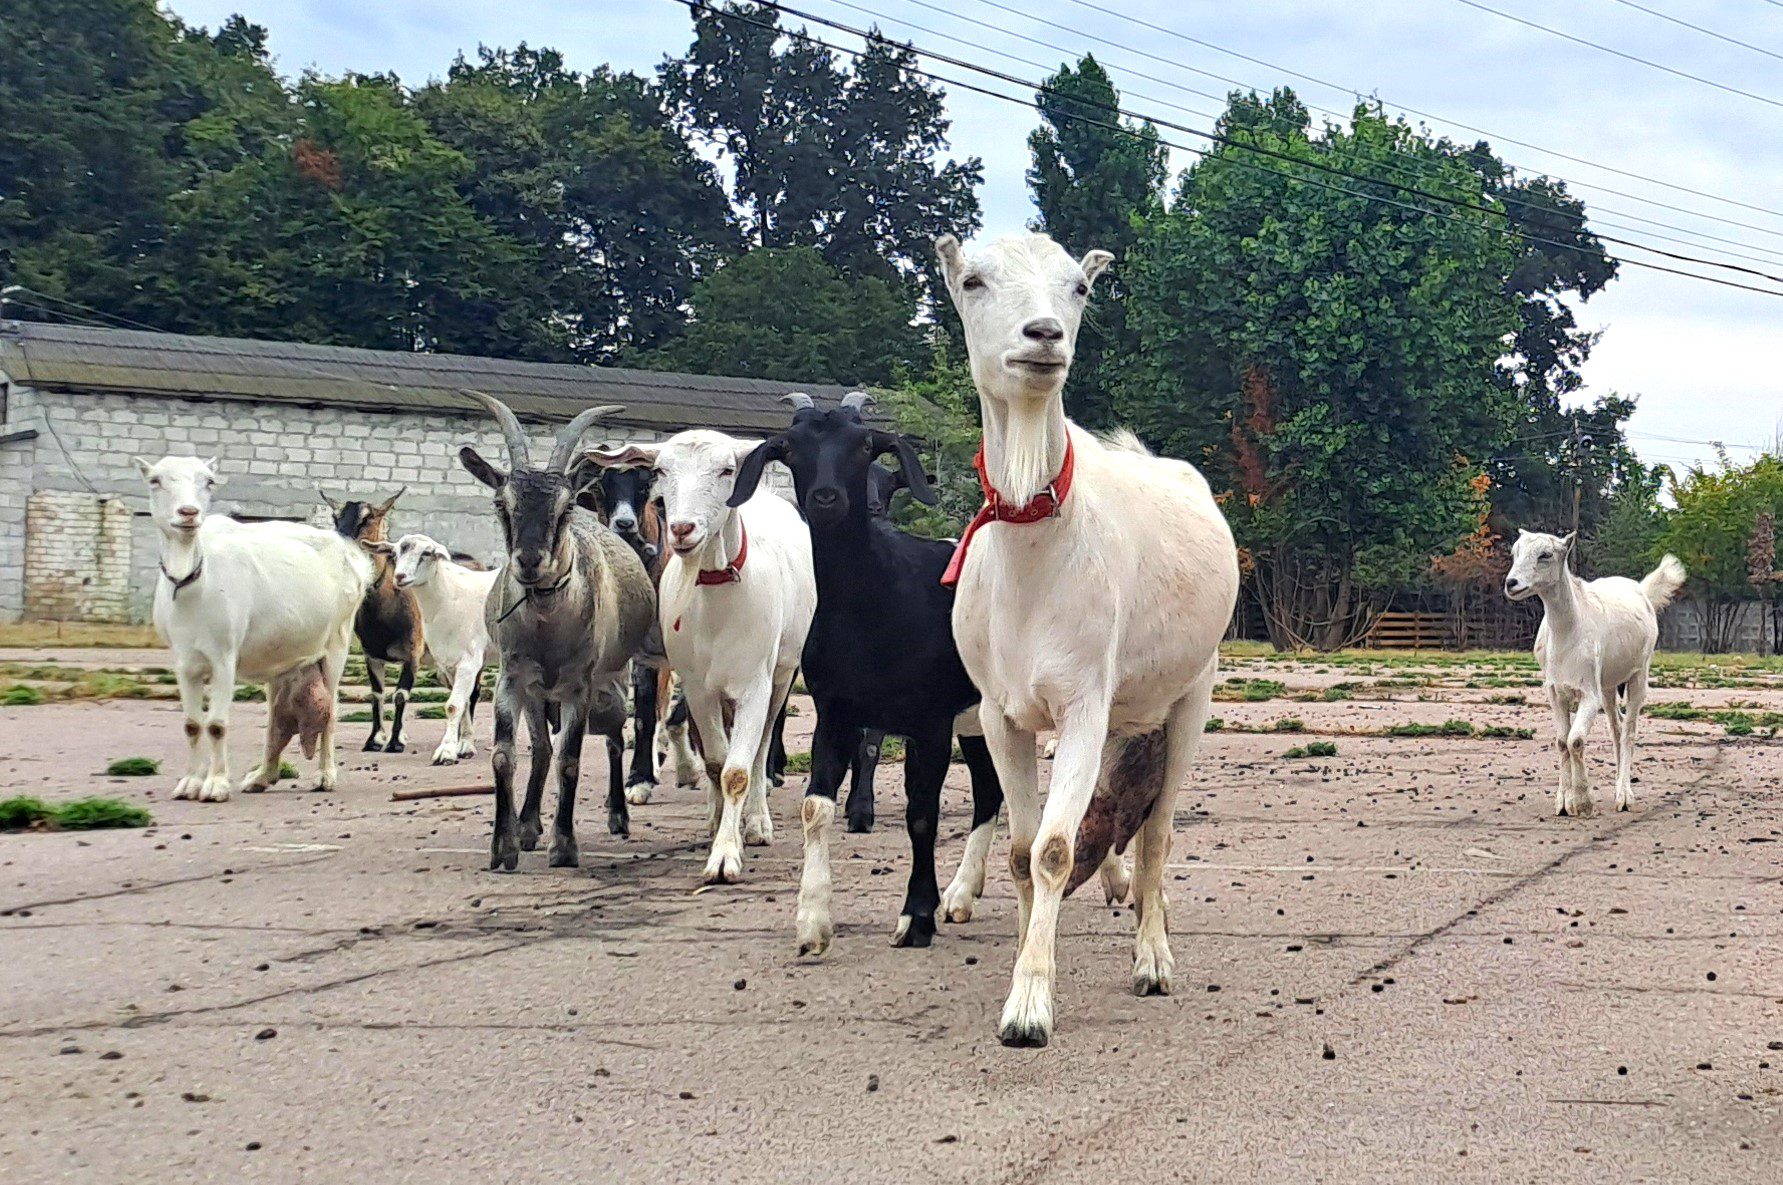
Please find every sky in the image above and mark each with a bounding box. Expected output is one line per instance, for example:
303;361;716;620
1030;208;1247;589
168;0;1783;474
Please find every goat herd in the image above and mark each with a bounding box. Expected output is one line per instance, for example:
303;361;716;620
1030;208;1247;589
126;232;1687;1048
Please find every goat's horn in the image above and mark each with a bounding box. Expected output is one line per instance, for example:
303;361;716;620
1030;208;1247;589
779;392;815;410
839;391;874;412
461;389;531;468
549;404;625;474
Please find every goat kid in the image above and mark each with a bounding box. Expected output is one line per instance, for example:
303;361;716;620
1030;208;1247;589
138;456;372;801
587;431;816;885
369;533;499;765
321;489;424;753
459;394;655;871
732;392;1005;952
1505;530;1686;816
937;232;1240;1046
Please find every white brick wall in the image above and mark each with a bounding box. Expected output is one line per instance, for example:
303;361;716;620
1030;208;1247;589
24;490;132;621
2;385;792;623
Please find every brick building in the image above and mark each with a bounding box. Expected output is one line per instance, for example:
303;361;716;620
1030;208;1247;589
0;320;848;624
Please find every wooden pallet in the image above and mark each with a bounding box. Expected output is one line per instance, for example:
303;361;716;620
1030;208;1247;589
1366;611;1451;650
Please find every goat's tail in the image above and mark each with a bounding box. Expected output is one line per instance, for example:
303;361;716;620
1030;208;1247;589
1065;728;1168;897
1639;554;1688;611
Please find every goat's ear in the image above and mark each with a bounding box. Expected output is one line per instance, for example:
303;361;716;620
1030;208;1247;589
873;432;939;506
1081;249;1114;285
935;234;966;287
458;446;506;490
317;487;342;514
203;459;225;486
1560;531;1577;553
728;437;785;508
362;540;396;556
584;444;659;471
377;487;405;516
133;456;153;479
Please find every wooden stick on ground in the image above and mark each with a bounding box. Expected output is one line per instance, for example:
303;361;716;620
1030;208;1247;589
391;784;490;802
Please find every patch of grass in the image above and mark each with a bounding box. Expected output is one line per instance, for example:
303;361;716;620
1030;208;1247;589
1479;725;1536;739
1;685;45;706
1386;719;1477;738
340;710;374;723
234;683;264;702
0;796;53;828
1320;683;1357;702
1283;741;1339;759
52;798;153;829
1215;678;1287;703
277;760;298;779
783;751;813;775
415;705;448;720
105;757;160;777
1271;717;1306;733
1486;692;1527;705
1204;717;1225;732
0;796;150;830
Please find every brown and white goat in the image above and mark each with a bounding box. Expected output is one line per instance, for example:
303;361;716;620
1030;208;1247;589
321;489;424;753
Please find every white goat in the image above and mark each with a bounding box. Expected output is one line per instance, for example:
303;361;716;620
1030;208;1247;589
1504;530;1686;816
587;432;816;884
370;533;498;766
135;455;372;801
936;232;1240;1047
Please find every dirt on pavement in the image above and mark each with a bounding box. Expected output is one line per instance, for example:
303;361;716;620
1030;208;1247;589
1;648;1779;1183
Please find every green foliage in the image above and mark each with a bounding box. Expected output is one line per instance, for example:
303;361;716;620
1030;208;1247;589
879;341;984;539
1283;741;1338;759
639;247;924;386
1583;466;1668;579
782;751;813;775
52;798;153;829
1027;55;1165;429
1386;719;1477;737
1271;717;1307;733
1657;454;1783;651
1;686;46;706
105;757;160;776
0;796;150;830
1204;717;1226;732
277;760;298;779
1117;92;1522;649
0;797;53;829
661;2;981;300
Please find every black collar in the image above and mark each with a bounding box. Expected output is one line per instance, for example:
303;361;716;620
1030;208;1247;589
160;559;203;599
495;571;572;624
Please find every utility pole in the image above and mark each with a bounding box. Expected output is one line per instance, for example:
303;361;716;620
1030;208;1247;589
1569;412;1583;539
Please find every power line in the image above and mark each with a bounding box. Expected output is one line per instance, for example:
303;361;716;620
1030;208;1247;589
838;0;1783;267
1051;0;1783;227
722;0;1783;295
1602;0;1783;63
1451;0;1783;109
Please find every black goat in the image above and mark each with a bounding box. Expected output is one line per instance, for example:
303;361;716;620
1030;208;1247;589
730;392;1003;953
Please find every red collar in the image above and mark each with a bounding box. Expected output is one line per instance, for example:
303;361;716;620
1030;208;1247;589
940;437;1074;587
695;520;748;586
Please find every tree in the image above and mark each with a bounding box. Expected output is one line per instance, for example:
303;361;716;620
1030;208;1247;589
1118;91;1521;650
1027;55;1166;429
415;46;734;361
660;2;982;297
637;246;924;385
1657;454;1783;652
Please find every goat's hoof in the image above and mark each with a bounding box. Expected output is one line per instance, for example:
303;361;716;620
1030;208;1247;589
1133;948;1174;997
197;775;233;803
362;737;383;752
172;778;196;801
624;781;654;806
383;739;406;754
430;750;457;766
516;820;542;851
242;781;267;794
702;851;743;885
796;912;833;958
940;886;979;924
845;812;874;834
457;744;476;760
743;816;773;846
489;838;520;872
997;1020;1051;1049
548;839;579;868
1133;972;1172;998
891;914;935;948
607;809;629;838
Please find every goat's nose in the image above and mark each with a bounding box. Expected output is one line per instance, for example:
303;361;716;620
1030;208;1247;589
810;489;839;507
1021;317;1065;342
669;521;695;540
176;504;200;517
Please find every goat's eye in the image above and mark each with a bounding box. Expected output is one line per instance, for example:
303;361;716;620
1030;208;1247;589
1074;281;1089;297
149;478;161;488
1539;552;1553;561
962;274;984;291
721;466;735;478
